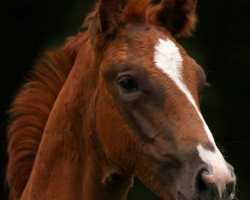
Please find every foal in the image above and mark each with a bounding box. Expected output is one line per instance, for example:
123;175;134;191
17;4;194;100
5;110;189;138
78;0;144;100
7;0;236;199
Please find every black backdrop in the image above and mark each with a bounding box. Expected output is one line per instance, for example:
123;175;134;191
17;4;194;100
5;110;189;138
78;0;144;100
0;0;249;199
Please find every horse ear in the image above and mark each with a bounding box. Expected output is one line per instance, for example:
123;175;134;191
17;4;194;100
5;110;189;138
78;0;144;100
150;0;197;37
88;0;127;48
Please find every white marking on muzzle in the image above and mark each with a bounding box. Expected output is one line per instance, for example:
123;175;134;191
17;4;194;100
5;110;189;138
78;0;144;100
154;39;232;196
197;145;232;197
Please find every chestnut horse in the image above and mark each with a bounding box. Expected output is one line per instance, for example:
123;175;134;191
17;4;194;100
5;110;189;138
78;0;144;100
7;0;236;199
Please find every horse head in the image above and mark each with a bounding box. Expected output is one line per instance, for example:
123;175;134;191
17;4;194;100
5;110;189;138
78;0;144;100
87;0;236;199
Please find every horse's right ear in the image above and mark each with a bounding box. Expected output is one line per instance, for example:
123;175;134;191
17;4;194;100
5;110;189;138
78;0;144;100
149;0;197;37
88;0;127;48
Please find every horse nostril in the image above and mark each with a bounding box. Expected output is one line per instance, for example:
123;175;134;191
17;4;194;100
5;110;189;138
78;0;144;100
196;169;236;199
226;181;236;197
196;169;219;198
196;170;207;192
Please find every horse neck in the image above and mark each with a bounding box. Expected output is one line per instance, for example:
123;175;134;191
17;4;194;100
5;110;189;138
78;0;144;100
21;36;132;200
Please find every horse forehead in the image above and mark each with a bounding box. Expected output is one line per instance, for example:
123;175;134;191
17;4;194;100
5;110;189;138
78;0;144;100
152;38;190;85
154;38;183;72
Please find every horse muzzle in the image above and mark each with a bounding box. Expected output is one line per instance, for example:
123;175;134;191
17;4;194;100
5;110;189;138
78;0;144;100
178;164;236;200
195;166;236;200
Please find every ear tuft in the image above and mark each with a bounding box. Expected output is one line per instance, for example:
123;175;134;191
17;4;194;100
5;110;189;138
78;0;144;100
150;0;197;37
88;0;127;48
98;0;125;34
123;0;151;22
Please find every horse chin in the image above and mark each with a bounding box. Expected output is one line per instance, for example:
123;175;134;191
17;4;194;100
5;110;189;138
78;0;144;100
177;191;220;200
177;191;197;200
177;192;189;200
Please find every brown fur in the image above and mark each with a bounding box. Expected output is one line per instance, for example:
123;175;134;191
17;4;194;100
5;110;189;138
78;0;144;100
7;0;198;199
7;1;235;200
7;33;88;200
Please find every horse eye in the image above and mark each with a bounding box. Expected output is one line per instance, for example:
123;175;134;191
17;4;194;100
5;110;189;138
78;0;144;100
118;76;139;92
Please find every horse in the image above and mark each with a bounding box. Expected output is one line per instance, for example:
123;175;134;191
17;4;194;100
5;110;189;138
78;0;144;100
6;0;236;199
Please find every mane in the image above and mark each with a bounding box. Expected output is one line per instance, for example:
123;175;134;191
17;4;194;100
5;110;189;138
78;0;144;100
6;1;153;199
6;32;87;200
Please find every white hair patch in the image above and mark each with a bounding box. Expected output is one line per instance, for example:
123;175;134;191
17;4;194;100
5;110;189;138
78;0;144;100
197;144;233;197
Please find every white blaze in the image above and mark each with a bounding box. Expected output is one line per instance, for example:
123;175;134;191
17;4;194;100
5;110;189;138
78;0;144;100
154;39;216;145
154;38;232;193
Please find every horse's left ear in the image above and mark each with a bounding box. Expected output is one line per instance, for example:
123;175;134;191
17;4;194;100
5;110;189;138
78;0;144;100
88;0;127;48
150;0;197;37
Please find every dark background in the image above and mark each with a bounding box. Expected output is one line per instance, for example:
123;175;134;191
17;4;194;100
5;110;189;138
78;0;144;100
0;0;249;199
